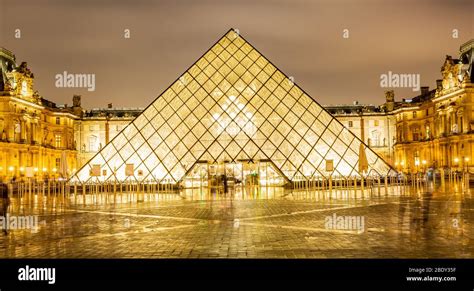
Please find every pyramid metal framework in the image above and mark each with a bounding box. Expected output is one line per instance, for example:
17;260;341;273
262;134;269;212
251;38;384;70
72;29;396;184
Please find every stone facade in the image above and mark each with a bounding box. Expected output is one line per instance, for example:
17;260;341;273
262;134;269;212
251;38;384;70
393;39;473;174
0;48;78;180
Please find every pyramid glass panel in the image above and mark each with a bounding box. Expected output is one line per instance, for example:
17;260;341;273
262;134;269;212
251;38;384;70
71;29;395;184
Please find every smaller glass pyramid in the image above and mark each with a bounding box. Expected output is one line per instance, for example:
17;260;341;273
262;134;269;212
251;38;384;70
72;29;396;184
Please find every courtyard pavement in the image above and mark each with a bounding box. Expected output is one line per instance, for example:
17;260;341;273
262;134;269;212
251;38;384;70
0;183;472;258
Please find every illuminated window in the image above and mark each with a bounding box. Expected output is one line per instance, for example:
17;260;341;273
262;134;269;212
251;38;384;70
55;135;62;148
413;127;420;141
56;117;60;125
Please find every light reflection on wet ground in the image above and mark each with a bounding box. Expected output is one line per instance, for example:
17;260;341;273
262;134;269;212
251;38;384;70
0;182;472;258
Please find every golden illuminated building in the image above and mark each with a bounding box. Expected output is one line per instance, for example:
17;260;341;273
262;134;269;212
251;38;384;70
2;34;471;182
74;104;142;167
325;98;396;165
0;47;78;180
393;39;474;174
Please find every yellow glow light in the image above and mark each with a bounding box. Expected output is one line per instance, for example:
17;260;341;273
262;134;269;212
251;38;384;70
34;167;38;172
422;160;427;165
42;168;47;172
52;168;57;172
465;157;470;162
19;167;24;172
454;157;459;163
8;166;14;172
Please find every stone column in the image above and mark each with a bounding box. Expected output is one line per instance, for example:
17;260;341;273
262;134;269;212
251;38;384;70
20;120;26;142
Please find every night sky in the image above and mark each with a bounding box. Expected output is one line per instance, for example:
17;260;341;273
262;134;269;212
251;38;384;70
1;0;472;109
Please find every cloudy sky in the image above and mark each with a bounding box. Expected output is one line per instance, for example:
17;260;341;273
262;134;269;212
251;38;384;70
1;0;472;109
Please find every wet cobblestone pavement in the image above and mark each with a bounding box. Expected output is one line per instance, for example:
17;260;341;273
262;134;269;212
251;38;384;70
0;183;473;258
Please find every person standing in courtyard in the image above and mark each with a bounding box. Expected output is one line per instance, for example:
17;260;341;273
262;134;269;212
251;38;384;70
0;178;10;235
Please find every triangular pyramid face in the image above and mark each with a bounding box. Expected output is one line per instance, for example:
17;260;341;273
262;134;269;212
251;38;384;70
72;29;395;184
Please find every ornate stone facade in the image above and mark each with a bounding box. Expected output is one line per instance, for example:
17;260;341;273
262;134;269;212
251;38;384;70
393;39;473;174
324;98;396;165
74;105;142;167
0;48;78;180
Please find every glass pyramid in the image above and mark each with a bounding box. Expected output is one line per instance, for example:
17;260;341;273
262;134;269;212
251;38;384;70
72;29;396;184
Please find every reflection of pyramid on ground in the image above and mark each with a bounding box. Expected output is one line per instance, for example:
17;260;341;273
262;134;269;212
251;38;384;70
72;29;396;184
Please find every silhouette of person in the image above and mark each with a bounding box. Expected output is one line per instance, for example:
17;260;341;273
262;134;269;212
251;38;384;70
0;178;10;235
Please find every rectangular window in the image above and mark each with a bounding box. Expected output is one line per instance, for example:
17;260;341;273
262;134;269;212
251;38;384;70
413;128;420;141
413;111;417;118
348;121;353;127
374;120;379;127
55;158;60;169
55;134;62;148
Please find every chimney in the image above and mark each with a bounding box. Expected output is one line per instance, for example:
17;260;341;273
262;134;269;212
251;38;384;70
108;103;113;109
72;95;83;117
384;90;395;112
73;95;81;107
421;86;429;95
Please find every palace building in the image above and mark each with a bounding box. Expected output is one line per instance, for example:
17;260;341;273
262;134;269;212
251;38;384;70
325;97;397;166
74;104;143;168
1;33;472;182
0;48;78;180
393;39;474;174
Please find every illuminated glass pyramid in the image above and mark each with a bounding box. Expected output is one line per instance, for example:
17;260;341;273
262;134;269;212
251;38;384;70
72;29;395;184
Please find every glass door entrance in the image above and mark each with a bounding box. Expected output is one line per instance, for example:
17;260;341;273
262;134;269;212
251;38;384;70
182;160;286;191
